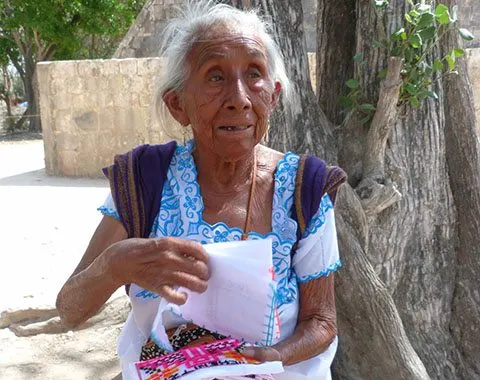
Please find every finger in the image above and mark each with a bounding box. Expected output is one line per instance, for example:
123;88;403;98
156;284;188;305
167;271;208;293
150;238;208;263
176;239;209;263
241;347;281;363
163;253;210;280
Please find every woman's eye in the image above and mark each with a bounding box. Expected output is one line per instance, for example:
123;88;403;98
248;69;262;79
208;74;224;82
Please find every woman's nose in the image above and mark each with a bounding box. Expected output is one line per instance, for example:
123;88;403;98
224;78;252;111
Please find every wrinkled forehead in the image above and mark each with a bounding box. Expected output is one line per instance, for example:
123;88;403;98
186;24;268;72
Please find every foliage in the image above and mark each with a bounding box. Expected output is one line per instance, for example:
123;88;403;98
0;0;145;61
0;0;145;131
340;1;475;123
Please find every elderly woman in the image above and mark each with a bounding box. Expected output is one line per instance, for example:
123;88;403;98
56;2;345;379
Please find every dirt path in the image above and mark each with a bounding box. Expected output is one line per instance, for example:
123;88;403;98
0;139;126;379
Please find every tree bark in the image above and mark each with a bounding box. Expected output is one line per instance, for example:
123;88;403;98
316;0;356;125
115;0;480;378
23;50;41;132
440;2;480;377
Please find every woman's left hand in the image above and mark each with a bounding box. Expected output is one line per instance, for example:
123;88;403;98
241;346;283;363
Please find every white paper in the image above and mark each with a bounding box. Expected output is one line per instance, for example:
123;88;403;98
171;239;279;345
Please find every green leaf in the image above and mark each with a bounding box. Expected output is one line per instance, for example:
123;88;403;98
419;26;436;40
445;52;456;70
433;59;444;72
353;53;364;63
409;34;422;48
378;68;388;79
404;83;417;95
451;5;458;23
359;103;376;111
409;95;420;108
392;28;406;41
434;4;451;24
340;96;353;109
454;48;465;57
375;0;389;8
418;4;431;12
360;115;372;125
459;28;475;41
405;13;413;24
436;11;451;25
416;13;434;29
346;79;359;89
391;46;402;56
426;91;439;100
434;4;449;17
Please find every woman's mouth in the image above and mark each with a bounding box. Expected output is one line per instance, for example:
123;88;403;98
218;125;253;131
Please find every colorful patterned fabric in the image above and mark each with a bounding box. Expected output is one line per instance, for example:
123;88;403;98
140;323;226;361
135;338;275;380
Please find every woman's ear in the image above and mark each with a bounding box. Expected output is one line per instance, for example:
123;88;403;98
163;89;190;126
271;81;282;108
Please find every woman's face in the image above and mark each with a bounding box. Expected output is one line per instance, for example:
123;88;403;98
165;28;281;160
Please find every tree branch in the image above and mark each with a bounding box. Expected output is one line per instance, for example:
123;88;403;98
334;186;430;380
353;56;403;216
362;56;403;180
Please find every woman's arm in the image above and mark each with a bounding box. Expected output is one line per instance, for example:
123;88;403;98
56;215;128;328
241;274;337;365
274;274;337;364
56;215;210;329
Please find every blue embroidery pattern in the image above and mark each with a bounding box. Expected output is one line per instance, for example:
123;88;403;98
303;195;334;238
99;141;342;309
136;289;160;299
97;205;120;220
297;259;342;283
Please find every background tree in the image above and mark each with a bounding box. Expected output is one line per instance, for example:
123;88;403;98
0;0;146;132
112;0;479;377
224;0;479;379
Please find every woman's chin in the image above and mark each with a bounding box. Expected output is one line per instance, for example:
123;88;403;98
211;128;260;157
212;140;258;161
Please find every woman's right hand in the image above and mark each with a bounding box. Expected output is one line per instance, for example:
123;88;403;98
105;237;209;305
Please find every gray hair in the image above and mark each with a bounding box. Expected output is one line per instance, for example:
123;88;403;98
155;0;290;128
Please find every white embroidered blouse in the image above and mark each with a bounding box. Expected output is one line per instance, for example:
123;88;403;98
99;141;341;380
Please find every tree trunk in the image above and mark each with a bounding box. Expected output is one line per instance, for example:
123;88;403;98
0;66;15;132
24;52;41;132
115;0;480;378
440;2;480;377
316;0;356;125
321;0;477;378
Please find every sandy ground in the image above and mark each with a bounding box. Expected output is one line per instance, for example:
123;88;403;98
0;140;126;379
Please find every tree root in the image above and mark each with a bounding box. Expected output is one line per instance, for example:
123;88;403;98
1;296;130;337
0;307;58;329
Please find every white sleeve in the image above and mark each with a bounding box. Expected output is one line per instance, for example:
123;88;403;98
292;194;341;283
97;193;120;220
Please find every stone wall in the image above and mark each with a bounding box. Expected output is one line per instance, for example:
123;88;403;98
458;0;480;48
466;48;480;135
37;58;181;177
114;0;183;58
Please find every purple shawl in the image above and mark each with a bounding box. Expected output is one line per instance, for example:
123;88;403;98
102;141;177;238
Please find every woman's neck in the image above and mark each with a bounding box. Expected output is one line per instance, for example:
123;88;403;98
192;145;257;194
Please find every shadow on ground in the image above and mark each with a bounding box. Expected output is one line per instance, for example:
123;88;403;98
0;169;108;187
